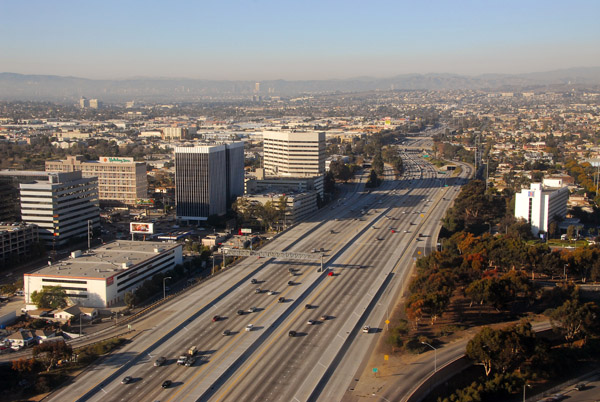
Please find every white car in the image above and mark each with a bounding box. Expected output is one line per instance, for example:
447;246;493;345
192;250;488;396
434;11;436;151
245;324;254;332
307;319;315;325
268;290;276;295
362;326;370;333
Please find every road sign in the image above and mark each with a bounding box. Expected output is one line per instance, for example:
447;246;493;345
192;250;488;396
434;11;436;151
385;320;390;325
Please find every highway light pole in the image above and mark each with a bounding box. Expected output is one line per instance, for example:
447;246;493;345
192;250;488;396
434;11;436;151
523;383;530;402
163;276;171;300
421;341;437;373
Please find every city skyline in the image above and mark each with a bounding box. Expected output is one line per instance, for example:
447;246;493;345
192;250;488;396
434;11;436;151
2;0;599;81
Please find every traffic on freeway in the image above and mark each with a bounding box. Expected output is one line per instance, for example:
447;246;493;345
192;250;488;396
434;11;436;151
48;146;472;402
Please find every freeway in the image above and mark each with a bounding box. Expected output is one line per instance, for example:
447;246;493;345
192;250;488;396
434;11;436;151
48;153;470;402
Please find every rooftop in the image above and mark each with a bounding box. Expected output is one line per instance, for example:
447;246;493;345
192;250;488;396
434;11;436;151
26;240;180;280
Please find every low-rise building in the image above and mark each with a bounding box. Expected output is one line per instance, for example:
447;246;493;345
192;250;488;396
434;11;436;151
24;240;182;309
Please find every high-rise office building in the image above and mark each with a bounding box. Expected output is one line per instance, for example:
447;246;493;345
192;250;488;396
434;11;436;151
514;182;569;237
0;171;56;222
46;155;148;206
19;171;100;247
262;131;326;177
175;143;244;223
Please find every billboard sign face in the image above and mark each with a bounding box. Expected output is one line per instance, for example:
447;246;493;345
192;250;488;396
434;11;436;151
130;222;154;234
101;156;134;163
136;198;155;206
241;228;252;234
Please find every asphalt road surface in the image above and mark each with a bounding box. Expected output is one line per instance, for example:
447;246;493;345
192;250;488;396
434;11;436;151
48;149;471;402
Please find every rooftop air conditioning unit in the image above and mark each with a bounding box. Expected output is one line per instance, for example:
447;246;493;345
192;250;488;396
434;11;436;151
122;262;132;269
71;250;82;258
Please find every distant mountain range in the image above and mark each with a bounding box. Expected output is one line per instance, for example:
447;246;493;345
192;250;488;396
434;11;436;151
0;67;599;103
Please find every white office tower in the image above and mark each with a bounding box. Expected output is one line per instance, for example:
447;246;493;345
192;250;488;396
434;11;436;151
263;131;326;177
175;143;244;223
19;171;100;247
514;182;569;237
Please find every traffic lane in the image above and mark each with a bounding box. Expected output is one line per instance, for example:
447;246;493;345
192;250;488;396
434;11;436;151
82;198;390;402
215;240;393;402
107;260;318;401
217;198;432;402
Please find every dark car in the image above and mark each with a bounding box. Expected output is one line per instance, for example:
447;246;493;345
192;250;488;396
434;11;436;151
287;280;294;285
237;309;244;315
121;376;132;384
212;315;220;322
250;278;257;284
222;329;231;336
162;380;172;388
278;297;285;303
305;304;311;309
288;330;297;337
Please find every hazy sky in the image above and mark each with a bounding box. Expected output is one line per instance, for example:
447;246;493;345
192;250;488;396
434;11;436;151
2;0;599;80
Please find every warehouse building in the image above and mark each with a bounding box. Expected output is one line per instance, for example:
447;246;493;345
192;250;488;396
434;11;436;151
24;240;182;309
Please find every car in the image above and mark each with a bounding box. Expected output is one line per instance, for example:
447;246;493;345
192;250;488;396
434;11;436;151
121;376;132;384
255;288;262;294
154;357;166;367
330;230;335;234
287;280;294;285
212;315;220;322
328;271;334;276
248;306;257;313
236;309;244;315
307;319;315;325
311;248;317;253
245;324;254;332
222;329;231;336
268;290;276;295
278;297;285;303
250;278;257;284
574;383;586;391
162;380;172;388
305;304;312;309
288;330;297;337
362;326;370;333
184;356;196;366
320;315;328;320
404;230;408;233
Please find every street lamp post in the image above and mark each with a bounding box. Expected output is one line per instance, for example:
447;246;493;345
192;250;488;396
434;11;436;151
163;276;172;300
523;383;531;402
421;341;437;373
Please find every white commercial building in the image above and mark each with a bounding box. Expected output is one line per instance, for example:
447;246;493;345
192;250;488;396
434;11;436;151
19;171;99;247
24;241;183;309
514;182;569;237
263;131;326;177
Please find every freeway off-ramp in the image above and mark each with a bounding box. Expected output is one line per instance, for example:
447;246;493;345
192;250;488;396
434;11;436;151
47;152;471;402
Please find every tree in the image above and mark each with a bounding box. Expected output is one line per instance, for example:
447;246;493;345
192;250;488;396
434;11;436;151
33;340;72;371
277;195;288;230
124;291;136;308
547;299;599;344
30;286;68;309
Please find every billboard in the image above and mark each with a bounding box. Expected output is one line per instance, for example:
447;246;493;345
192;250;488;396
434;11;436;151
136;198;155;206
130;222;154;234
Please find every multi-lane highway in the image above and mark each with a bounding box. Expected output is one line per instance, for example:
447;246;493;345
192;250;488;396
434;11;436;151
48;146;471;402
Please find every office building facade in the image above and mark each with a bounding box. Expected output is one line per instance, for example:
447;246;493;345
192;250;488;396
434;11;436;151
514;182;569;237
175;143;244;223
263;131;326;177
46;155;148;206
24;241;183;308
0;223;39;268
20;171;100;247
